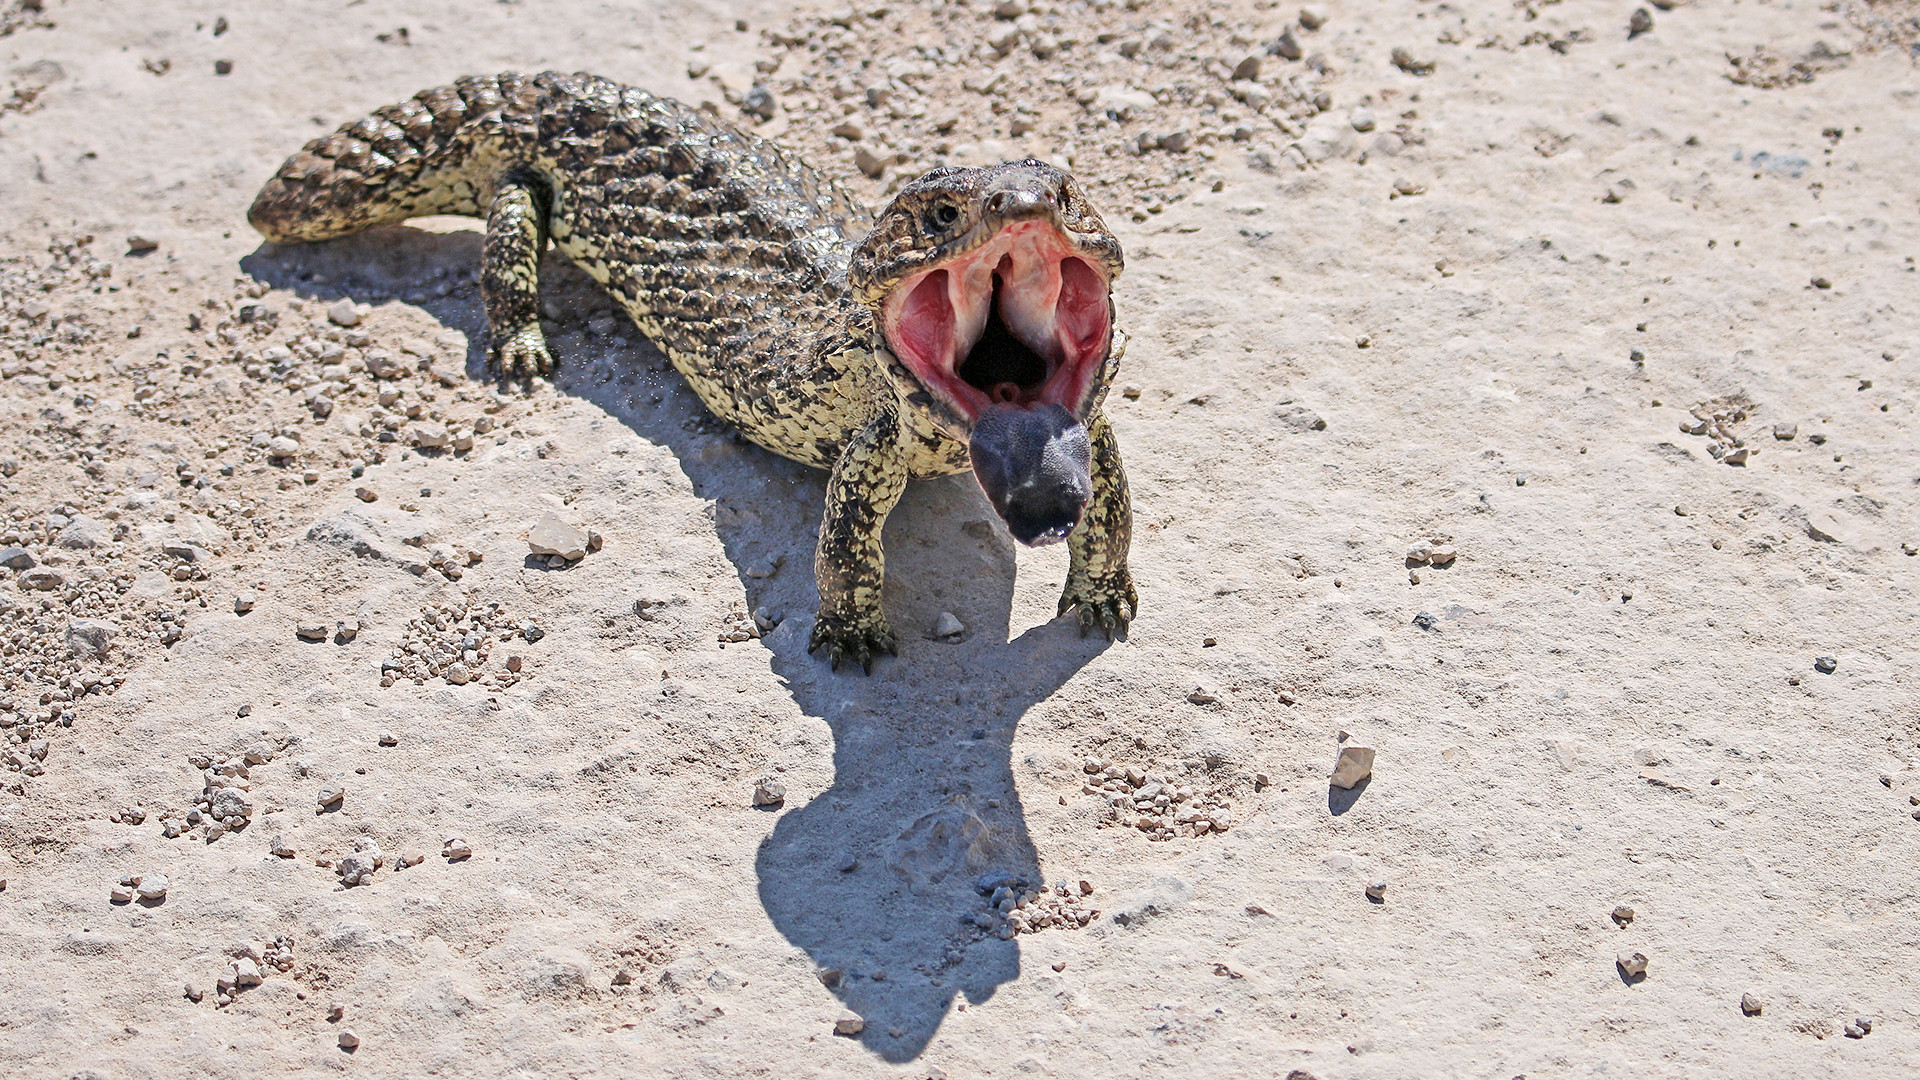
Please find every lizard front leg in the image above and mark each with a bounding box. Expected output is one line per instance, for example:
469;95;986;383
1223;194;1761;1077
810;410;910;673
481;173;555;379
1058;408;1137;637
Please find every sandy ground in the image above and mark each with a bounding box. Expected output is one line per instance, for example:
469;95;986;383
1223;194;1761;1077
2;0;1918;1076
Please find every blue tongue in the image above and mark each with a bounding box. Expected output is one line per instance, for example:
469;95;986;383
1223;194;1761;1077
968;403;1092;547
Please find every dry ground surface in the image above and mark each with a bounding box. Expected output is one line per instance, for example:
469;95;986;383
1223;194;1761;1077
2;0;1918;1076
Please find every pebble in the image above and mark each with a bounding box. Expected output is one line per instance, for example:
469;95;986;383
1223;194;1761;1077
270;835;295;859
443;836;472;861
354;486;378;502
742;85;777;122
234;595;255;614
854;144;890;179
1740;993;1763;1016
1365;881;1387;900
527;512;589;561
1811;276;1832;290
932;611;965;639
1349;108;1375;132
296;621;329;642
1232;54;1262;81
834;1013;866;1036
398;849;426;868
337;853;376;886
1844;1017;1872;1039
1271;29;1303;60
0;547;32;570
65;619;117;658
1612;905;1635;925
1515;473;1528;486
327;299;360;327
378;732;397;746
1406;541;1433;564
316;783;344;809
1773;422;1797;440
1628;7;1653;38
338;1029;361;1050
134;872;169;901
126;234;160;253
1616;950;1649;978
1814;655;1837;674
110;881;135;904
753;778;787;806
20;567;65;590
1299;4;1328;29
1329;744;1375;789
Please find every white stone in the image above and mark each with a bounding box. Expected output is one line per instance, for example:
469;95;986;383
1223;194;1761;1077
327;299;360;327
932;611;965;639
1616;950;1649;978
443;836;473;860
834;1012;866;1035
754;778;786;806
527;512;589;560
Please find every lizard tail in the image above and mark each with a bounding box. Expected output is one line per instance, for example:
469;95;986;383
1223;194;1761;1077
248;73;547;244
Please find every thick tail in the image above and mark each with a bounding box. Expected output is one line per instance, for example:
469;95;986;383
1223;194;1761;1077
248;73;548;244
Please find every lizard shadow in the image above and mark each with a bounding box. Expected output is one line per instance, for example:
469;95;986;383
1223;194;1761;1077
243;229;1114;1063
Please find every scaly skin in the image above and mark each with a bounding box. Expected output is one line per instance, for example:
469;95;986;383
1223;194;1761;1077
249;71;1135;671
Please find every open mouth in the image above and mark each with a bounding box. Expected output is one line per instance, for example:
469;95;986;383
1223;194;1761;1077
881;219;1112;424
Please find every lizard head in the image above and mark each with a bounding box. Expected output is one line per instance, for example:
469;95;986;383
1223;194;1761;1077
850;159;1123;547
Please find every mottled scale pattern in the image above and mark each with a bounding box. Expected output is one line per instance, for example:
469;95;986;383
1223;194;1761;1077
253;71;916;473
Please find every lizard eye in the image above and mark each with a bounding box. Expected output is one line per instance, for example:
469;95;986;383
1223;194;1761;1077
927;203;961;232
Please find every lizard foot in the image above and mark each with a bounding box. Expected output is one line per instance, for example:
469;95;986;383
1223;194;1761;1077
1058;570;1137;639
488;324;554;381
808;611;897;674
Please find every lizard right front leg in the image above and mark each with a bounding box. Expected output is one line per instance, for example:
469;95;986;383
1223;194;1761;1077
810;411;910;674
482;175;554;379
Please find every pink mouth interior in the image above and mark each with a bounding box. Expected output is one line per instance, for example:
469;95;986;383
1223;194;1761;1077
882;219;1111;421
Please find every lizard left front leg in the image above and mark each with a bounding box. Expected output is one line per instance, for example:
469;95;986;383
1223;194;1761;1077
810;410;911;673
1058;408;1136;637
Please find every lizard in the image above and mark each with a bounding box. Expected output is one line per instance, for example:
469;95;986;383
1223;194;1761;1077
248;71;1135;672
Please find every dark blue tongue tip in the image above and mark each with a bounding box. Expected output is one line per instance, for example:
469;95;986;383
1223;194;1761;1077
967;402;1092;549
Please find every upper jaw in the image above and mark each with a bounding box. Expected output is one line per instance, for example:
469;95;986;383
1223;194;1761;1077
877;214;1115;434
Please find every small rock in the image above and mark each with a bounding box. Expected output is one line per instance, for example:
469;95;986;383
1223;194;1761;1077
1273;403;1326;431
378;732;397;746
327;299;360;327
336;852;376;886
1232;54;1262;80
338;1029;360;1050
136;873;169;901
398;849;426;868
1628;7;1653;38
20;567;65;590
1773;422;1797;440
527;512;589;560
354;487;378;503
753;778;787;807
932;611;965;639
110;882;135;904
316;783;344;809
1428;544;1457;566
1299;4;1328;29
1740;993;1763;1016
270;835;295;859
296;621;329;641
1406;541;1433;565
1811;276;1832;290
1271;30;1303;60
127;234;160;253
1515;473;1528;487
184;982;204;1002
0;547;33;570
444;662;471;685
1349;108;1375;132
1814;655;1837;674
443;836;472;861
1844;1017;1871;1039
410;424;450;450
65;619;118;659
1365;881;1387;900
1329;744;1375;789
1616;950;1649;978
1393;177;1427;197
1612;905;1635;925
834;1012;866;1036
854;144;891;179
741;84;777;121
233;595;255;614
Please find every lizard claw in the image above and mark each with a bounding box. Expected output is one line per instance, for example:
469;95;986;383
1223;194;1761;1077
488;324;555;381
809;612;897;674
1058;570;1137;640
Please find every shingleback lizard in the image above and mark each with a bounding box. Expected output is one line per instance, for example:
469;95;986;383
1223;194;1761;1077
248;71;1135;672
